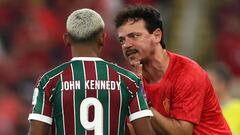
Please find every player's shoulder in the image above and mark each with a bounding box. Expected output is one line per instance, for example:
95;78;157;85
39;60;71;82
169;52;209;84
169;53;211;93
106;62;140;81
171;52;206;76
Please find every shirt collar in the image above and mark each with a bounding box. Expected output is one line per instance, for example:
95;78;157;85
71;57;104;61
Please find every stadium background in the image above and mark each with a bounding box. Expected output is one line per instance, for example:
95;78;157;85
0;0;239;134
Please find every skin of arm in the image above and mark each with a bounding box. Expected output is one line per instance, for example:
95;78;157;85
131;117;156;135
150;107;194;135
28;120;50;135
125;122;136;135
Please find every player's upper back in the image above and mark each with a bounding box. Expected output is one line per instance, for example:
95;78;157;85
38;57;141;94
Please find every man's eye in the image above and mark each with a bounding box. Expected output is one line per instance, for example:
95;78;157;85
131;33;140;39
118;39;125;45
133;34;139;38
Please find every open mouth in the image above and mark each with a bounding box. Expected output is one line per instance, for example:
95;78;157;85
125;49;138;57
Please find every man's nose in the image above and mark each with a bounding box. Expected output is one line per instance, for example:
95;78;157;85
123;37;133;48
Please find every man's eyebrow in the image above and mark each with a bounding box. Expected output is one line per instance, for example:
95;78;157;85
117;36;125;42
117;32;140;39
118;36;124;39
126;32;136;37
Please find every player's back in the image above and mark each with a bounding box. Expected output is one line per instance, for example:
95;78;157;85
31;57;149;135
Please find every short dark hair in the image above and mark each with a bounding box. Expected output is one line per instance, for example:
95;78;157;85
114;5;166;49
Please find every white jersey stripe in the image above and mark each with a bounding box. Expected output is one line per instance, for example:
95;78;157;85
49;88;55;102
41;91;45;114
60;74;66;135
117;72;135;82
37;61;70;88
117;74;122;135
107;65;110;135
43;71;62;89
94;61;99;98
117;72;139;95
136;93;141;111
70;63;77;135
55;120;57;135
82;61;87;135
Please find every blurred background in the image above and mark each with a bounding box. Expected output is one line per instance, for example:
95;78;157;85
0;0;239;134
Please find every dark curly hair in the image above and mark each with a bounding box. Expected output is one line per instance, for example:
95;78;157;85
114;5;166;49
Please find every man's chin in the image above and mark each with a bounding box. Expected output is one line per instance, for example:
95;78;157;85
128;59;139;67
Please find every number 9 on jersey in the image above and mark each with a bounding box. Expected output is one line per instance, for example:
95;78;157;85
80;97;103;135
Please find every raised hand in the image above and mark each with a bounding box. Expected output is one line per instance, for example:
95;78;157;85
132;60;143;78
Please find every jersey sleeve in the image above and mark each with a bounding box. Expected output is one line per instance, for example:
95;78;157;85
170;72;208;125
128;80;153;122
28;76;53;125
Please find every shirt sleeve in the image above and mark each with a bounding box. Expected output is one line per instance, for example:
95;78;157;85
128;81;153;122
28;76;53;125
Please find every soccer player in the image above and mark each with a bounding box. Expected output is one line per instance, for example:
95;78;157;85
114;5;232;135
28;8;155;135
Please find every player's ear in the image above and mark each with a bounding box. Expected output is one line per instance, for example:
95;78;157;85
97;32;105;55
98;31;106;47
153;28;162;44
63;33;71;47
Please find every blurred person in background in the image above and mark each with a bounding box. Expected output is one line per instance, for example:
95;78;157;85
28;8;155;135
215;0;240;77
114;5;232;135
206;62;240;135
214;0;240;100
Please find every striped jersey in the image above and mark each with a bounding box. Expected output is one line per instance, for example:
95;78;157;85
28;57;152;135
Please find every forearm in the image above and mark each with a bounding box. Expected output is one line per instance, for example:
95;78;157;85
124;122;136;135
150;107;193;135
28;120;50;135
132;117;156;135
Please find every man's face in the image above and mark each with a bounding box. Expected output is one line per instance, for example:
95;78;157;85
117;19;156;66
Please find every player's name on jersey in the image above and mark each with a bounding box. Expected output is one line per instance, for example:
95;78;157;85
61;80;121;91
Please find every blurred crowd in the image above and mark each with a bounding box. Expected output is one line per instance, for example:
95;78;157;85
0;0;239;134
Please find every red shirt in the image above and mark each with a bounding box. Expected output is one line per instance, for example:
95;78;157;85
143;52;232;135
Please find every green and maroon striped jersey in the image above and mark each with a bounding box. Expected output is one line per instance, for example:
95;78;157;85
28;57;152;135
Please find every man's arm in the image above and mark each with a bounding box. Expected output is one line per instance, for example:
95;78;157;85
151;107;194;135
125;122;136;135
28;120;50;135
132;117;156;135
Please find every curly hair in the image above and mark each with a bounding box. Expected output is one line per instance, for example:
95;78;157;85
114;5;166;48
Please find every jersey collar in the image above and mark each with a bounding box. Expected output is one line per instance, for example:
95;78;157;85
71;57;104;61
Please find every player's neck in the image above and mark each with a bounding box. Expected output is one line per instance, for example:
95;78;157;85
71;43;100;57
142;49;169;84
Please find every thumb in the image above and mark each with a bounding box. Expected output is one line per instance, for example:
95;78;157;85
134;61;143;77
